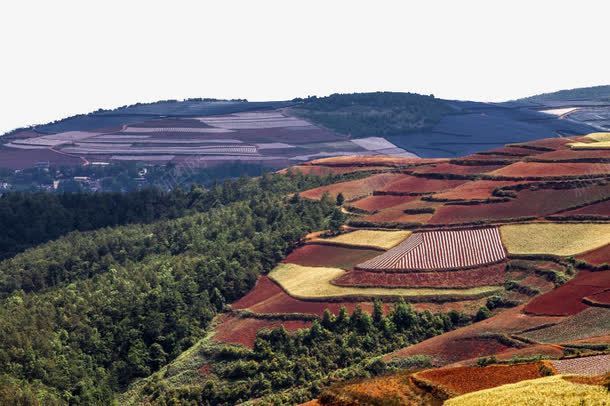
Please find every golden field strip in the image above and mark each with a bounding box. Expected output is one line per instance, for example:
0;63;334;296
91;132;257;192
500;223;610;256
569;132;610;149
313;230;411;250
268;263;502;300
444;375;610;405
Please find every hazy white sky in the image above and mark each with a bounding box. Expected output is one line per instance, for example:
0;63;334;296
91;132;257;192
1;0;608;134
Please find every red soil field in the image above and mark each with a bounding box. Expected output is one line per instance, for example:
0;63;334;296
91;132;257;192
385;305;566;365
583;289;610;307
551;354;610;376
332;264;505;288
429;182;610;224
490;161;610;178
559;199;610;217
300;173;404;201
231;276;391;316
0;147;85;169
306;155;445;167
414;363;546;395
362;198;442;224
349;195;417;212
530;148;610;162
213;314;311;348
410;162;504;176
517;275;556;293
491;344;565;363
576;244;610;266
511;138;574;150
431;180;520;201
376;174;467;194
283;244;381;270
523;270;610;316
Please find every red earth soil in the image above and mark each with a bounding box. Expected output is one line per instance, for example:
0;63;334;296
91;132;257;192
452;153;521;163
286;165;390;176
511;138;574;150
362;198;441;224
349;195;418;212
490;161;610;178
306;155;445;167
429;182;610;224
332;264;505;288
0;147;85;169
213;314;311;348
283;244;381;270
576;244;610;266
414;363;546;395
430;180;521;201
583;289;610;307
558;199;610;216
300;173;405;200
523;270;610;316
551;354;610;376
231;276;391;316
376;174;467;194
530;148;610;162
517;275;556;293
385;305;565;365
410;162;505;176
490;344;565;363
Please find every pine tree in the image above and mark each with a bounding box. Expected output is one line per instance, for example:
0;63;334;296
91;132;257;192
336;192;345;206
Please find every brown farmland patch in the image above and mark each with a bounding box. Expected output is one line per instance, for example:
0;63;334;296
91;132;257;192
576;244;610;266
300;173;404;201
413;362;548;396
333;264;505;288
411;162;504;176
431;180;521;201
522;307;610;343
283;244;381;270
349;195;417;212
551;354;610;376
490;161;610;178
376;174;467;194
212;314;311;348
524;270;610;316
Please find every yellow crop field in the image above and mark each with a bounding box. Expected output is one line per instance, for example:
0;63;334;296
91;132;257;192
314;229;411;250
569;132;610;149
500;223;610;256
585;132;610;142
268;263;502;300
445;375;610;406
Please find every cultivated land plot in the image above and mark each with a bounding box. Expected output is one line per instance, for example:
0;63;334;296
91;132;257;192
559;199;610;217
304;155;443;167
576;244;610;265
523;270;610;316
349;195;417;212
282;244;381;270
490;161;610;178
212;314;311;348
413;362;549;396
584;289;610;307
361;198;443;224
287;165;390;176
429;182;610;224
332;263;506;288
551;354;610;376
430;180;520;201
444;375;610;406
313;229;412;250
231;276;389;317
300;173;405;201
268;263;503;301
410;162;505;176
529;148;610;162
357;228;506;271
500;223;610;256
375;174;467;194
522;307;610;342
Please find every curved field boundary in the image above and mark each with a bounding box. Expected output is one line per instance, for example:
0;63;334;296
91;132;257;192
582;289;610;308
268;263;503;302
332;264;506;288
412;362;551;397
312;229;411;250
444;375;610;406
357;227;506;271
500;223;610;256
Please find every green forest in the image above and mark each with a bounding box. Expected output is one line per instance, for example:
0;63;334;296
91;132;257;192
0;171;352;404
291;92;451;137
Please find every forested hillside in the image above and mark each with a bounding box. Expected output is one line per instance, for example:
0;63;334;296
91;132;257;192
0;171;345;404
290;92;451;137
